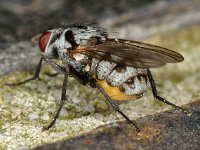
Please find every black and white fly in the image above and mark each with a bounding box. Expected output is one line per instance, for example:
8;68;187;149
7;23;188;132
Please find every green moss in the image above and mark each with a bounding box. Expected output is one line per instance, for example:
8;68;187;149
145;25;200;52
0;145;7;150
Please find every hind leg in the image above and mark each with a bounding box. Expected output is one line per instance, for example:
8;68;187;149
147;68;188;115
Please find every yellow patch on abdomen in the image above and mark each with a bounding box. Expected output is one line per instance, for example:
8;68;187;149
94;77;138;101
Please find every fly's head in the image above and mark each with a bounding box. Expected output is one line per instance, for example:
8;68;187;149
37;28;72;60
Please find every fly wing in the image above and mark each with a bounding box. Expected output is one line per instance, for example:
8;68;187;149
72;38;184;68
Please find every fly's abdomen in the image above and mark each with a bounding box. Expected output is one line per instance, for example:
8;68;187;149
92;60;149;101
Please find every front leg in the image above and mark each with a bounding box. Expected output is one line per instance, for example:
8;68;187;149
43;58;90;86
68;66;93;86
42;59;92;130
6;57;43;86
43;65;69;130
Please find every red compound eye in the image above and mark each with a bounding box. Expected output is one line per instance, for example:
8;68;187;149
38;31;51;52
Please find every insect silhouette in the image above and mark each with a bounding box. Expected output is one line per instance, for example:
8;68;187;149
7;23;188;132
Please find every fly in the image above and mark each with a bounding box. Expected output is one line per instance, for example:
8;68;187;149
6;23;189;132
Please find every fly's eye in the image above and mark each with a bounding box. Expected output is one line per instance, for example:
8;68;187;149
38;31;51;52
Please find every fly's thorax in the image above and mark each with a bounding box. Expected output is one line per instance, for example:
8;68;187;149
60;52;89;73
70;26;107;44
91;60;150;100
42;25;107;60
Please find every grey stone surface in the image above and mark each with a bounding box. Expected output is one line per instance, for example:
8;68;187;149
33;100;200;150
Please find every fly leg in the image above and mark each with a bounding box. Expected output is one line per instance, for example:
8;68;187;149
42;58;65;77
42;59;90;130
43;58;89;86
6;56;69;130
41;62;140;131
6;57;43;86
94;82;140;132
43;64;69;130
39;60;140;131
147;68;189;115
42;58;65;74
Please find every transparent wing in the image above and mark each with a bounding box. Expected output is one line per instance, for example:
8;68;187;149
73;38;184;68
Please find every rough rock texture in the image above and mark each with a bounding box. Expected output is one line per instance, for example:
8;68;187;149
33;100;200;150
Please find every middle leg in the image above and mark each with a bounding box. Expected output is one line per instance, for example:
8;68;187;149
94;82;140;132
